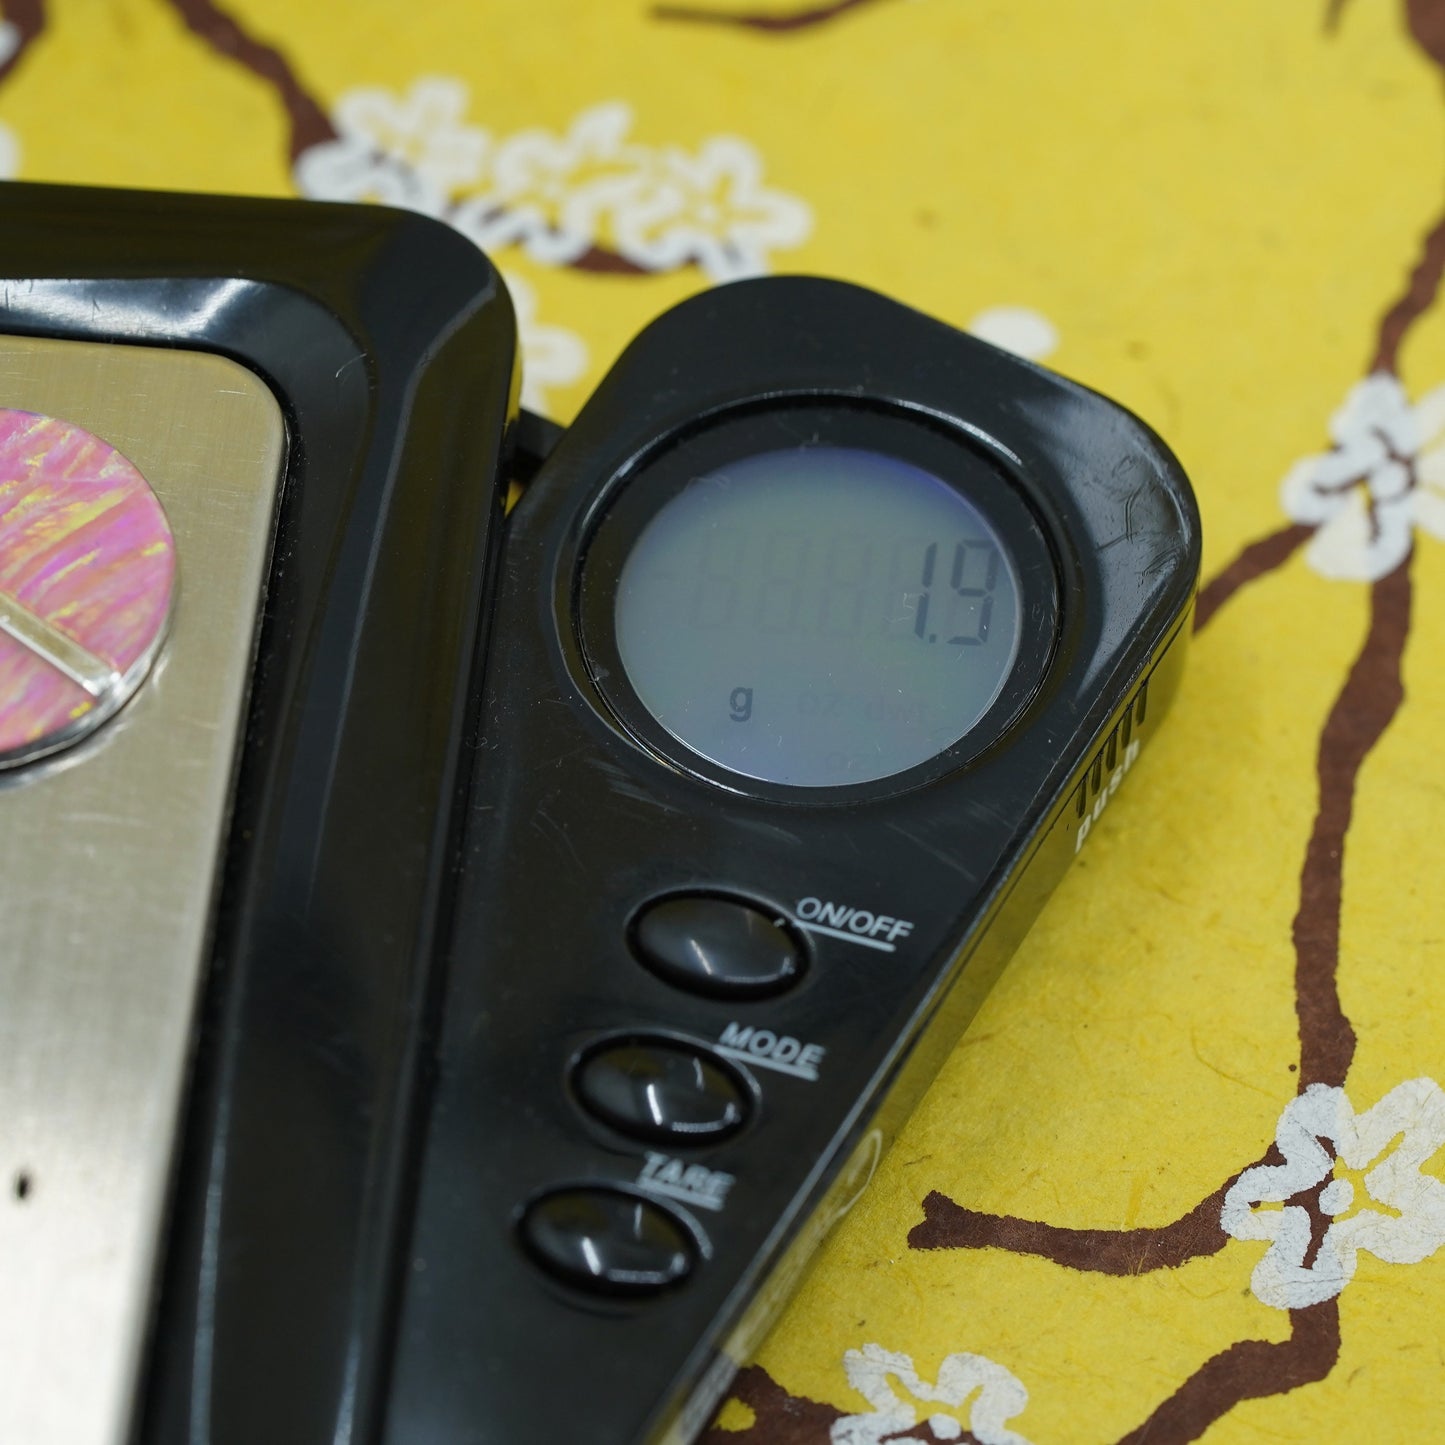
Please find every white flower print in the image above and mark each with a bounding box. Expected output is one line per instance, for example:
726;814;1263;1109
295;77;488;218
0;120;18;180
1220;1078;1445;1310
609;137;813;282
831;1343;1032;1445
295;82;812;279
1280;372;1445;581
452;102;643;265
966;307;1058;363
501;272;588;416
0;21;19;69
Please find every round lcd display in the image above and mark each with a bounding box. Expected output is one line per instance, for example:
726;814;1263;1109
611;443;1024;787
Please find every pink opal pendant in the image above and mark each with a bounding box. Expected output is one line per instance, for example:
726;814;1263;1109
0;408;176;767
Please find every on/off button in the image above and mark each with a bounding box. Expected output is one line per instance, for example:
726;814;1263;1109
0;409;176;769
630;893;805;999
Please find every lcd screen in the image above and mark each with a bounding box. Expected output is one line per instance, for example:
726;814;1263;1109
613;445;1022;787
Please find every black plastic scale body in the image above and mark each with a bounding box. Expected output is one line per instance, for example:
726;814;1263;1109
0;182;1198;1445
381;281;1200;1442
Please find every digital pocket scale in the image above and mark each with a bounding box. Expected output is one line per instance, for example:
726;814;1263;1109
0;183;1200;1445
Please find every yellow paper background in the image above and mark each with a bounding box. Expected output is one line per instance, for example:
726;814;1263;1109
6;0;1445;1438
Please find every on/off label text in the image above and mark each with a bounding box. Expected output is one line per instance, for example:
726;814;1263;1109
795;895;914;953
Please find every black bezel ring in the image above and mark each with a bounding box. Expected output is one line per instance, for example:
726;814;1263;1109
574;397;1062;806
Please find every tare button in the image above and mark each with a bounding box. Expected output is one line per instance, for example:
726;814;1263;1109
520;1187;693;1295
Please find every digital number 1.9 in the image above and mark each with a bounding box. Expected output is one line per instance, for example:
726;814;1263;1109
912;540;998;646
683;530;1000;642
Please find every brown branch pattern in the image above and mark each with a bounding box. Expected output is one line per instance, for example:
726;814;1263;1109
1193;522;1313;632
1294;557;1412;1090
568;244;652;275
1327;1;1445;61
1407;0;1445;69
159;0;335;159
699;1365;843;1445
909;1177;1236;1272
652;0;891;33
0;0;44;88
1349;0;1445;373
1114;1300;1340;1445
1372;211;1445;375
